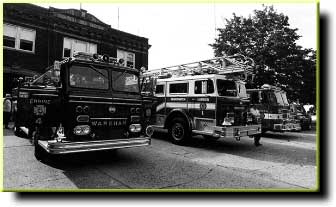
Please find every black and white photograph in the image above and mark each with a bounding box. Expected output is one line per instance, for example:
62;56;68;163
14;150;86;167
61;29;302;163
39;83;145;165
2;2;318;192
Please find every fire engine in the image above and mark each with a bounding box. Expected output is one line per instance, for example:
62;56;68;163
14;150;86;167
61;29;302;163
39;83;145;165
290;103;312;130
12;52;151;161
246;84;301;133
141;54;262;146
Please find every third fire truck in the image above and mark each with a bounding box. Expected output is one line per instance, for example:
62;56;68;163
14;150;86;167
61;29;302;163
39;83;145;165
141;54;262;146
247;84;301;133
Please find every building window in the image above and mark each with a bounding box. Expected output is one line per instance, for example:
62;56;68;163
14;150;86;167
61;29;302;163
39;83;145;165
63;37;97;58
3;23;36;52
117;49;135;68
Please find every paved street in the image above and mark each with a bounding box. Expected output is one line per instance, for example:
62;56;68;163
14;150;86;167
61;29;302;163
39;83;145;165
3;126;317;190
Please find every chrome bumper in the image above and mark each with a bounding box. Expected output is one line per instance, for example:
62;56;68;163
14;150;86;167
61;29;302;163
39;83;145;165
38;137;151;154
211;124;262;138
288;123;302;131
273;123;302;132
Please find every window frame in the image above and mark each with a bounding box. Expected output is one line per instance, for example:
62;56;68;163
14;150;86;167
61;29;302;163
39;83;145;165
3;23;36;53
117;49;136;69
155;84;165;95
62;37;97;58
194;79;214;95
168;82;189;95
111;70;140;94
68;64;110;91
216;79;238;97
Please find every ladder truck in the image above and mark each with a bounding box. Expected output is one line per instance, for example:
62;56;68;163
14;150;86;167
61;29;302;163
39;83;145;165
141;54;263;146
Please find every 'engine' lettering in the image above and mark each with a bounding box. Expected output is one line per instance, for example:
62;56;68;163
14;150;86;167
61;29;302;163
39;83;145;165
30;99;51;104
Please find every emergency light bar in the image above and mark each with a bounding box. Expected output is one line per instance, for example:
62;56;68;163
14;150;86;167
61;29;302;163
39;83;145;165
72;52;126;67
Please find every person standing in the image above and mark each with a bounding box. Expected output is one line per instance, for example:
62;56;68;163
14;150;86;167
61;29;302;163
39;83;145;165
250;105;262;146
3;94;12;129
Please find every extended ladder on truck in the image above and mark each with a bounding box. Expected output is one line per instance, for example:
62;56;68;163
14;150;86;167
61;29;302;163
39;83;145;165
141;54;256;79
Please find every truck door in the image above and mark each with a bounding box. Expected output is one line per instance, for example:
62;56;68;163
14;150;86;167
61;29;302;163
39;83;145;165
154;83;167;127
191;79;215;131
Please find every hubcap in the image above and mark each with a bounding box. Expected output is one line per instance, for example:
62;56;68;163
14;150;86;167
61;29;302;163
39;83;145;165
172;123;184;141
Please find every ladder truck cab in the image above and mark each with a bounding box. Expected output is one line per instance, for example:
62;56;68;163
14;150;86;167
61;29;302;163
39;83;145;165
13;52;151;161
141;54;262;146
247;84;301;133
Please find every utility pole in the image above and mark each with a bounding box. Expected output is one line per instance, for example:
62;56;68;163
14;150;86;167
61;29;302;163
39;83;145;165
118;7;120;29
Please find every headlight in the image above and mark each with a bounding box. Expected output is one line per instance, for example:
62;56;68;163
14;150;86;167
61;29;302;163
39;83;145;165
76;106;83;113
129;124;142;133
73;125;91;135
146;126;154;137
83;105;90;113
109;106;116;113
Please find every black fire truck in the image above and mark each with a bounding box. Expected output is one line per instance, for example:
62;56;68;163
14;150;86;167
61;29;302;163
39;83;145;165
247;84;301;133
141;55;262;146
13;52;151;161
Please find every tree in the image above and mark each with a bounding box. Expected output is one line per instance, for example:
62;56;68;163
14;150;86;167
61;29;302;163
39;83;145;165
210;5;316;104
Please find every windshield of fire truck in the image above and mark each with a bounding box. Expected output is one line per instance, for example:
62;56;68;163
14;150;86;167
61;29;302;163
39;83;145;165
112;71;139;93
69;65;109;90
280;92;289;105
237;82;247;98
31;68;59;87
274;91;285;105
217;80;237;97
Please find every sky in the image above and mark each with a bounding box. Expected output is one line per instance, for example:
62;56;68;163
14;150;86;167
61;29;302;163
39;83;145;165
35;3;317;70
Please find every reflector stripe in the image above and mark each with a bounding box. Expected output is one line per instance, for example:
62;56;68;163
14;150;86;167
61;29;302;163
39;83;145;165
156;102;216;112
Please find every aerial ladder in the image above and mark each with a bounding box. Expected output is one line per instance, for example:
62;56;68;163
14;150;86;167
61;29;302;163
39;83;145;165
141;53;255;78
140;53;256;95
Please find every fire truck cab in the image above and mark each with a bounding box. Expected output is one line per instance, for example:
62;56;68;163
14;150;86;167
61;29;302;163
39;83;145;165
247;84;301;133
13;52;151;161
141;55;262;146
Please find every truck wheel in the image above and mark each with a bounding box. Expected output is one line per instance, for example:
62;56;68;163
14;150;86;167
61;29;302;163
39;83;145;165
14;125;24;137
33;129;47;162
27;127;34;139
168;117;191;145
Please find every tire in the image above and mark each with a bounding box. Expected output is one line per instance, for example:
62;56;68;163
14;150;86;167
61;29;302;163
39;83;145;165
14;125;24;137
168;117;191;145
33;128;49;162
27;127;34;139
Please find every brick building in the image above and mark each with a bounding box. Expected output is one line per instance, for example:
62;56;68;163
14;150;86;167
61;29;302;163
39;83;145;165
3;3;150;95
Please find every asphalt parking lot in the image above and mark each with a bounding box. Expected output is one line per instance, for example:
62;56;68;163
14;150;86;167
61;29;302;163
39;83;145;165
3;127;317;191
